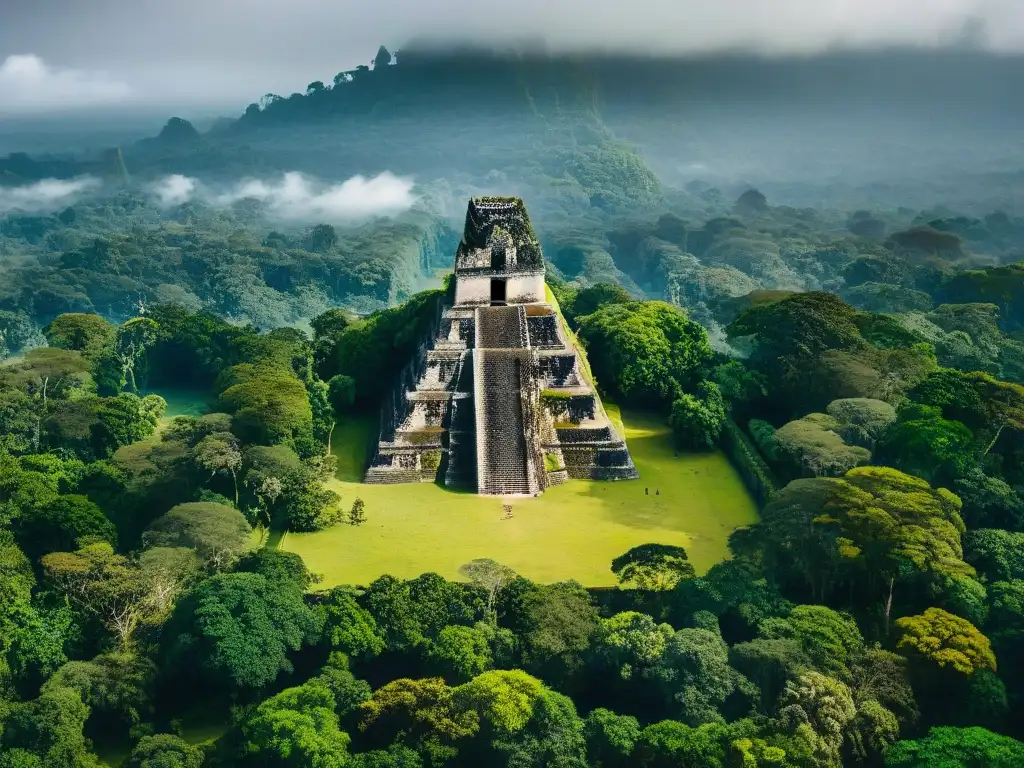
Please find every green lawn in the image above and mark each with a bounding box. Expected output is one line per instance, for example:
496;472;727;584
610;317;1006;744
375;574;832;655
280;408;758;588
152;387;209;420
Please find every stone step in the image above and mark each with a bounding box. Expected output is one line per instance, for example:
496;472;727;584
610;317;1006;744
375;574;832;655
526;313;562;348
475;305;528;349
474;349;537;496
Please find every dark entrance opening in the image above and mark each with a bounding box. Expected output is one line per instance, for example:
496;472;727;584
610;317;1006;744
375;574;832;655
490;279;507;305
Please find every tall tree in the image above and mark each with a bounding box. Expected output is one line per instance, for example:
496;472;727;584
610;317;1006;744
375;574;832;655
242;679;351;766
43;314;116;361
166;571;323;691
611;544;696;590
142;502;250;571
885;726;1024;767
577;301;713;407
41;543;162;648
192;431;242;506
746;466;974;625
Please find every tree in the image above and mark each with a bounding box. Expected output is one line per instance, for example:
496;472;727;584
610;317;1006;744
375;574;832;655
346;746;423;768
14;494;116;561
611;544;696;590
455;669;545;733
358;677;478;755
759;605;864;680
328;374;357;413
577;301;713;407
361;573;482;655
726;292;862;363
661;628;738;725
594;611;674;683
0;531;71;695
41;542;162;648
312;654;372;716
779;671;856;768
0;453;59;528
825;397;897;446
700;558;793;638
124;734;203;768
567;283;633;324
427;625;494;683
876;404;975;485
373;45;393;68
749;467;974;621
88;393;165;458
772;413;871;478
192;432;242;506
43;314;116;361
909;369;1024;455
311;310;355;374
669;381;727;450
240;444;297;525
954;470;1024;529
235;548;315;592
710;361;767;410
43;651;156;734
306;223;337;252
306;374;358;455
307;377;334;451
166;572;323;690
633;720;729;768
350;497;367;526
584;708;641;768
459;559;518;618
735;188;768;216
321;588;386;660
885;726;1024;767
242;679;351;767
236;442;339;532
728;737;790;768
1;348;93;451
137;546;202;616
729;637;811;714
0;310;40;360
476;686;587;767
143;502;250;571
964;529;1024;582
895;608;996;676
218;364;312;446
886;226;965;262
102;317;159;394
849;648;919;726
0;685;98;768
518;581;599;676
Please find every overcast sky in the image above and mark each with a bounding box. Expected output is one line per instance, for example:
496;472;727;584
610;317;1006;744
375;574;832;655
2;0;1023;115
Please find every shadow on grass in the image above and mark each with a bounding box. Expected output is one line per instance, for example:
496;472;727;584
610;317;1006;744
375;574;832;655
579;410;754;539
265;528;287;550
332;416;378;482
146;387;209;419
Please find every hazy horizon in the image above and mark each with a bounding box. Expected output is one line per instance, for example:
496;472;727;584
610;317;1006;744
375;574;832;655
2;0;1024;114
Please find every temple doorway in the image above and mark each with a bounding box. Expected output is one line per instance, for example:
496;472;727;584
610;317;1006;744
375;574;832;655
490;279;507;305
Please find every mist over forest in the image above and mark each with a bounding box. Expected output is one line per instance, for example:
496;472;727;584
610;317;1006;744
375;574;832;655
1;46;1023;330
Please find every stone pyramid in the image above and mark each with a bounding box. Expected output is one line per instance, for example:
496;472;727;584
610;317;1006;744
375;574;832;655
364;196;638;495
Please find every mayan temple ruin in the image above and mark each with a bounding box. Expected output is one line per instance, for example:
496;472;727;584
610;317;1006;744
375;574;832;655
364;196;639;495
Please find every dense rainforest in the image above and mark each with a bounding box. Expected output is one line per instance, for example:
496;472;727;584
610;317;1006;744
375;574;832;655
3;44;1024;768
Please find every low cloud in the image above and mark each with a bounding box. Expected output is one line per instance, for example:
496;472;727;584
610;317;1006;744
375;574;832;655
0;177;101;214
151;171;417;221
0;54;133;115
149;174;197;207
